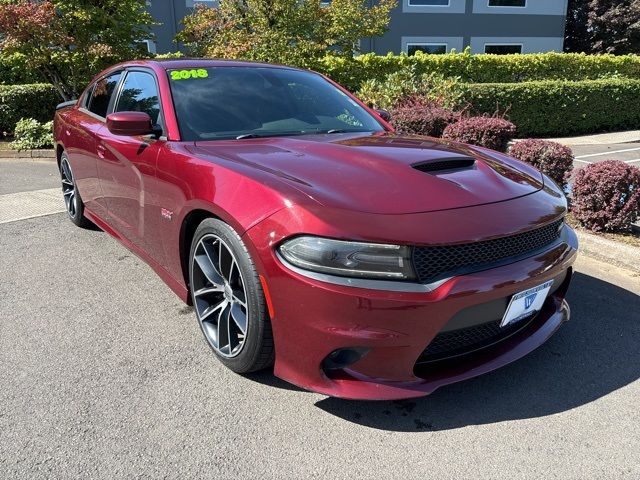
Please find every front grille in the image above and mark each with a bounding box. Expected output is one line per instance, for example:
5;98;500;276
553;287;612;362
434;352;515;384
413;219;564;283
416;314;536;364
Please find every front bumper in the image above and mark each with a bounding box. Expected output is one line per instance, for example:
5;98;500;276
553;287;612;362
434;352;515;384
244;204;578;400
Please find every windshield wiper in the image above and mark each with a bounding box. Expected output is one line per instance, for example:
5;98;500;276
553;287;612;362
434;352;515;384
235;131;313;140
324;129;373;134
235;130;369;140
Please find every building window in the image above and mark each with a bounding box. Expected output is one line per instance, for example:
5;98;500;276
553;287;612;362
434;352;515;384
407;43;448;55
137;40;157;54
408;0;450;6
487;0;526;6
484;44;523;54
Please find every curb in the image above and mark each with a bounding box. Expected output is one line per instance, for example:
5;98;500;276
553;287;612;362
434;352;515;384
575;230;640;273
0;149;55;160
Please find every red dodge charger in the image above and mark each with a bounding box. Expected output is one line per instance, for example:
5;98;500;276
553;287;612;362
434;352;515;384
54;59;577;400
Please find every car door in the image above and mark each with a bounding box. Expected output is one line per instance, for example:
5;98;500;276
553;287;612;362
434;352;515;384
69;71;123;220
95;68;167;263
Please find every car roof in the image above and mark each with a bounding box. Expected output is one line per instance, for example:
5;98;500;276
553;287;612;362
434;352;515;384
117;58;302;71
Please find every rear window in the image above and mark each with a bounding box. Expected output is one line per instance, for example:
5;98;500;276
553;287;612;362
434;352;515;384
87;72;121;118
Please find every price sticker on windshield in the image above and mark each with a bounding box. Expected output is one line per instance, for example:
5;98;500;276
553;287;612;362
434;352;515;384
170;69;209;81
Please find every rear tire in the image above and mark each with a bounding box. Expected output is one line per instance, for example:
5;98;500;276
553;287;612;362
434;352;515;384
59;152;92;228
189;218;274;373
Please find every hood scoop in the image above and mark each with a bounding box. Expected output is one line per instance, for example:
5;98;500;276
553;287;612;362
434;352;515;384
413;157;476;174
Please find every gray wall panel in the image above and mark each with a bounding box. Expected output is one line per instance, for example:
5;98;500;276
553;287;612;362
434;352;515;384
371;13;566;54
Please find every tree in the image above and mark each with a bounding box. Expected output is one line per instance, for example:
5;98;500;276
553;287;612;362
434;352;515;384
565;0;640;54
0;0;155;100
564;0;590;53
589;0;640;54
176;0;397;69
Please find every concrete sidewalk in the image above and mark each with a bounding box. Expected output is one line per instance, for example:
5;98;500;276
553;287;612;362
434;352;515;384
547;130;640;146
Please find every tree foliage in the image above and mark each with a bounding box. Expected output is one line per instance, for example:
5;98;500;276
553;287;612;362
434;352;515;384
0;0;154;100
177;0;396;68
565;0;640;54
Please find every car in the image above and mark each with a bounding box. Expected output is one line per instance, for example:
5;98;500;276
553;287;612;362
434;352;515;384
53;59;578;400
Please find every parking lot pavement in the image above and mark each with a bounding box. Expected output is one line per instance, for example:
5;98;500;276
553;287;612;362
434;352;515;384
571;143;640;169
0;208;639;479
0;160;60;195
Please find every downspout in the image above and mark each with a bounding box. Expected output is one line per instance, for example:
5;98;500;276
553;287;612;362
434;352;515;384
170;0;178;52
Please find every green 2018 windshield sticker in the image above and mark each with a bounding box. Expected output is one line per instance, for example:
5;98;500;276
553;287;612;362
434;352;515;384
170;69;209;81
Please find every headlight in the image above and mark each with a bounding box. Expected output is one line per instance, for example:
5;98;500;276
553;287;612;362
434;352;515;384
278;236;416;280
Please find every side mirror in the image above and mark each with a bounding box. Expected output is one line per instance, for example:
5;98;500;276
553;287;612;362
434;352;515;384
375;108;391;123
106;111;154;136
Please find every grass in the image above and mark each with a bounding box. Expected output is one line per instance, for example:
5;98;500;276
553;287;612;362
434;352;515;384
0;140;11;150
566;212;640;248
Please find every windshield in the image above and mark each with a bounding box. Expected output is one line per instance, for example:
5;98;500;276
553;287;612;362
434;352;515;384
168;67;385;141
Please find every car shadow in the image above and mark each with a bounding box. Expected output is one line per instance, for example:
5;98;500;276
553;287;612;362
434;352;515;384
244;369;308;392
313;272;640;431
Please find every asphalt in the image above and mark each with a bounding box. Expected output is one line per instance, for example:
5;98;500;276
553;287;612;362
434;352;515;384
0;160;60;195
571;143;640;169
0;207;639;477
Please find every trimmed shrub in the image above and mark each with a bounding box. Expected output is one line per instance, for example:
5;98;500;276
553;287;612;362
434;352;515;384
457;79;640;138
10;118;54;150
357;69;464;110
390;98;460;137
572;160;640;232
319;52;640;92
508;139;574;188
0;84;59;135
442;117;516;152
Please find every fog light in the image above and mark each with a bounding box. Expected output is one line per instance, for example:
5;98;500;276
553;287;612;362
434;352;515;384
322;348;370;371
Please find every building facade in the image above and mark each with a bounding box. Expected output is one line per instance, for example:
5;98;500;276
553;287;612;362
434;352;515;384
146;0;568;56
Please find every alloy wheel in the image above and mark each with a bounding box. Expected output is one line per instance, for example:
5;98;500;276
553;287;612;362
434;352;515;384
60;157;77;219
191;234;249;358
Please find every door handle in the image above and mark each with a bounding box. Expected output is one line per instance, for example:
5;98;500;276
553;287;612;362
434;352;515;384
97;145;106;159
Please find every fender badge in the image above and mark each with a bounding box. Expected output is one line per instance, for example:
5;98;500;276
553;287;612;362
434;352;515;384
161;208;174;221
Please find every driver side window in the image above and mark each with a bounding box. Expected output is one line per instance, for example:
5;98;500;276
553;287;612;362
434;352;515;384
115;71;161;125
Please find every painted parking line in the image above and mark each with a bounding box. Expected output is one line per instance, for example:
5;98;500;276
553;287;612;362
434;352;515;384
0;188;65;224
575;157;640;165
575;146;640;159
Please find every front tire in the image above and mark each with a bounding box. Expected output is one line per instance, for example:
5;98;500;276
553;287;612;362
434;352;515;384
189;218;274;373
59;152;91;228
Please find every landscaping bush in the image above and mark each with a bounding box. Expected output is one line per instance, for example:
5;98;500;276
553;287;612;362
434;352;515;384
0;84;59;135
390;97;460;137
442;117;516;152
319;52;640;92
508;139;574;188
10;118;54;150
357;69;464;110
0;53;42;85
457;79;640;138
572;160;640;232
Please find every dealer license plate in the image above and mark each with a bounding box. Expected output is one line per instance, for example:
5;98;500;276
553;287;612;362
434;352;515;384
500;280;554;328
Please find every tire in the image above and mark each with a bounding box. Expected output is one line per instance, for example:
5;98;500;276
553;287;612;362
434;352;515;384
189;218;274;373
59;152;92;228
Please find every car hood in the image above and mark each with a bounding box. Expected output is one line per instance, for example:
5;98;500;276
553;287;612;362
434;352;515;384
189;133;544;215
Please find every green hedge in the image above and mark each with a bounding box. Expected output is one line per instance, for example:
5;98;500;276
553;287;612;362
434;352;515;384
0;84;60;135
457;79;640;138
319;52;640;92
0;54;43;86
